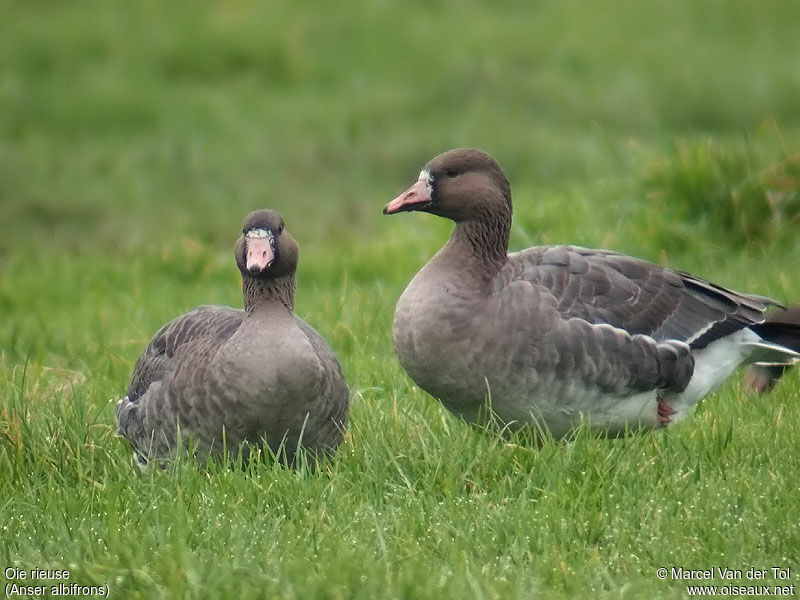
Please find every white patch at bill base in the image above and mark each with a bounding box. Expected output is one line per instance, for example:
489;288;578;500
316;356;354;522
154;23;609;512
419;169;433;195
246;228;274;241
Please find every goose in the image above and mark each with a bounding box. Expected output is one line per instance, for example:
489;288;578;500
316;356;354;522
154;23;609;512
745;307;800;394
383;148;800;437
116;209;349;466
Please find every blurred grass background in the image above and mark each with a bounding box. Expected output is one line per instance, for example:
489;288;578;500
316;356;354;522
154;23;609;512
3;1;799;254
1;1;799;598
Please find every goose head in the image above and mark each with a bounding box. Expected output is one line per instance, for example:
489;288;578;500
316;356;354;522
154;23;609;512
235;209;298;280
383;148;512;223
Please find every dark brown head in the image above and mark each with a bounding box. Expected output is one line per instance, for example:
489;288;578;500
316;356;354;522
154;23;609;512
234;209;298;280
383;148;512;222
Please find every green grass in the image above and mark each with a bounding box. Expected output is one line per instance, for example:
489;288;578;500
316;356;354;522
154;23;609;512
2;1;800;598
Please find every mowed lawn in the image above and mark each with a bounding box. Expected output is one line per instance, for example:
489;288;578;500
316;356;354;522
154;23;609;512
1;2;800;598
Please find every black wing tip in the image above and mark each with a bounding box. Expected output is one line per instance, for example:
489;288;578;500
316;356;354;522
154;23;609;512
750;321;800;354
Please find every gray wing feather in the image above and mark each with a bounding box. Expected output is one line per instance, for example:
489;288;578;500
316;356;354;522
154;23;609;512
504;245;778;349
117;305;244;459
125;305;243;403
498;278;693;396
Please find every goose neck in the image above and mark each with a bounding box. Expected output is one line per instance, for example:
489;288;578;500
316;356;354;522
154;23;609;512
243;274;295;315
442;214;510;280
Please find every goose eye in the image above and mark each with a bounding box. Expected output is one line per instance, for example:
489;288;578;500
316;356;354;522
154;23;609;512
445;170;458;178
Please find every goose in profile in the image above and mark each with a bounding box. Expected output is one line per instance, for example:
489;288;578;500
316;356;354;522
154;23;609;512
384;148;800;437
116;209;349;466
